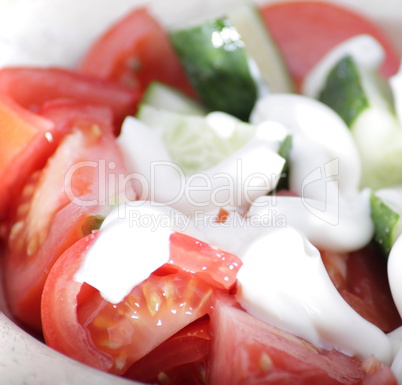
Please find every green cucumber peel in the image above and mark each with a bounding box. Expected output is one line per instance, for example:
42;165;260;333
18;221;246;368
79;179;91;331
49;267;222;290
370;191;402;257
274;134;292;192
169;17;258;121
319;55;369;127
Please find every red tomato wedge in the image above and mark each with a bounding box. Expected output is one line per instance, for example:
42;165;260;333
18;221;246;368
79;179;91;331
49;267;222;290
3;102;135;332
260;1;400;89
169;232;242;291
125;315;210;385
78;7;195;97
0;95;52;171
42;232;215;375
0;94;71;221
0;67;140;129
208;295;396;385
41;232;114;371
322;244;402;333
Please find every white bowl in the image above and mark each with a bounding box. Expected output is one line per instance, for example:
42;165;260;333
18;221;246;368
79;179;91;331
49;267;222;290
0;0;401;384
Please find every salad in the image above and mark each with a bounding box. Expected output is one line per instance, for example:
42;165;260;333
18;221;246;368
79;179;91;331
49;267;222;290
1;0;402;384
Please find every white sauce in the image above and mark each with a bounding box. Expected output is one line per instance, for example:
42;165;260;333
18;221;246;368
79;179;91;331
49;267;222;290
190;207;258;256
388;237;402;384
74;201;194;304
118;116;285;215
388;234;402;323
249;93;374;251
392;347;402;385
248;192;373;252
250;93;362;200
236;227;392;363
375;186;402;214
390;62;402;127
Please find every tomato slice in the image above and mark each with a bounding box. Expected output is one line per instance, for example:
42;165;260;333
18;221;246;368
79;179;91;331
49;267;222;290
42;233;214;375
78;7;195;97
0;95;52;170
0;94;64;221
41;232;114;371
0;67;140;130
124;315;210;385
3;102;136;332
321;244;402;333
169;232;242;291
208;295;395;385
260;1;400;90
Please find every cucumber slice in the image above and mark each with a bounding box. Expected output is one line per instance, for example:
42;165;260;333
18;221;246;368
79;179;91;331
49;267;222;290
318;55;370;127
303;35;402;189
227;4;294;94
370;188;402;257
169;17;259;121
352;107;402;189
274;134;292;191
140;81;206;115
137;105;255;174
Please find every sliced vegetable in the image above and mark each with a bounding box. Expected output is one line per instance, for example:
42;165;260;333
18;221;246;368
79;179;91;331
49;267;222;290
344;245;402;332
208;295;391;385
3;102;135;331
273;134;292;192
78;7;195;98
304;35;402;189
370;188;402;257
169;232;242;291
125;316;210;385
228;3;294;93
78;270;213;374
0;67;140;130
321;245;402;333
319;55;371;127
42;232;223;375
137;105;255;175
140;81;205;115
169;17;259;121
0;94;58;220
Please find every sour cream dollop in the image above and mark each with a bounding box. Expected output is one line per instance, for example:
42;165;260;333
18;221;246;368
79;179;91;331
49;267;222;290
236;226;392;363
74;201;194;304
117;115;285;215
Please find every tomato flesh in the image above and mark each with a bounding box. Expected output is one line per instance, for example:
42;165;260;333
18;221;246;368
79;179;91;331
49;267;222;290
41;232;115;371
0;94;61;221
169;232;242;291
42;232;215;375
125;316;210;385
321;244;402;333
208;295;395;385
78;269;214;374
0;67;140;130
78;7;195;98
3;102;135;331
